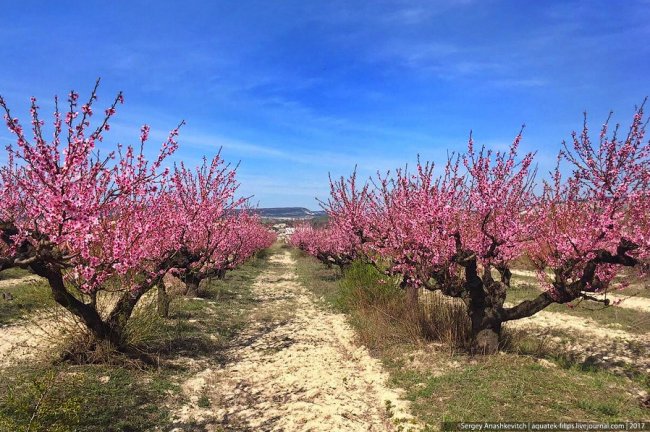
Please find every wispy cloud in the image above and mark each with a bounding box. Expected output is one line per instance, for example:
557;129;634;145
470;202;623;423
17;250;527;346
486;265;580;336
1;0;648;207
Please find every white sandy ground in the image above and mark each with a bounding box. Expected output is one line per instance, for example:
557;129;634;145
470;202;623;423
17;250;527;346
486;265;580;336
0;275;61;366
0;274;43;290
0;311;78;367
509;269;650;313
171;250;421;432
505;309;649;373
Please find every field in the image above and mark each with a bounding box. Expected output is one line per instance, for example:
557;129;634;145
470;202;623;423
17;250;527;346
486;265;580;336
2;2;649;430
0;242;647;431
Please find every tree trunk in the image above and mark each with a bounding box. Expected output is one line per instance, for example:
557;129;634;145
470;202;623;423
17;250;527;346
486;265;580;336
406;285;420;309
27;261;159;361
105;287;148;346
157;282;170;318
468;305;502;354
184;273;203;297
30;263;122;347
216;268;227;280
464;259;504;354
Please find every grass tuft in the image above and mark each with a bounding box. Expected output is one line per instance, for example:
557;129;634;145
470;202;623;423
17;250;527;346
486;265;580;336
292;249;650;426
0;248;272;431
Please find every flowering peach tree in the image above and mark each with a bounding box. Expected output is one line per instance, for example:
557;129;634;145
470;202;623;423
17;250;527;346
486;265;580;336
0;82;273;353
524;106;650;313
290;171;369;272
299;106;649;353
150;154;275;315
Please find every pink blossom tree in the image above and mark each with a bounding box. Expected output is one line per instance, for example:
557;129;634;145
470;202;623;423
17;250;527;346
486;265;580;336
351;135;537;353
163;177;275;300
0;83;276;353
523;105;650;316
160;153;244;300
0;82;185;352
291;171;370;272
318;106;649;353
290;223;359;272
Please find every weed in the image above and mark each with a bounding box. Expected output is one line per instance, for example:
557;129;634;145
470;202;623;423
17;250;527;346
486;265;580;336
293;250;650;426
0;278;54;325
198;393;211;408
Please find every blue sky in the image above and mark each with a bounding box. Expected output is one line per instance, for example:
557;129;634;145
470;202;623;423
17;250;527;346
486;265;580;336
0;0;648;208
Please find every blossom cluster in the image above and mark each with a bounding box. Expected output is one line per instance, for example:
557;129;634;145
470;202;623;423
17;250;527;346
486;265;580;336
296;107;649;303
0;84;274;295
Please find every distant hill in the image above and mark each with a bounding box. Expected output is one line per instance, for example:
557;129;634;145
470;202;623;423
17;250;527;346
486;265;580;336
254;207;327;219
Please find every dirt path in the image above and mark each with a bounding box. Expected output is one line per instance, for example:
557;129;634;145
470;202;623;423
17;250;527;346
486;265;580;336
0;316;56;366
173;250;418;431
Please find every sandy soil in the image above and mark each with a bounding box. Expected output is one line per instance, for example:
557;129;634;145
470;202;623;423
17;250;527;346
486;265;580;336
0;274;44;290
0;274;88;367
0;312;77;367
172;250;419;432
0;275;52;366
588;293;650;313
506;309;649;373
509;269;650;313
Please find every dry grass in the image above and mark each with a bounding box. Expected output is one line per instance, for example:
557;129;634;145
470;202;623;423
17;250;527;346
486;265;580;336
418;290;470;349
292;250;650;426
293;254;472;351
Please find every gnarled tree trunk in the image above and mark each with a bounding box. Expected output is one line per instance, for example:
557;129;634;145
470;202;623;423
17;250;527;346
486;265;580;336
463;260;507;354
29;262;157;356
468;305;502;354
157;282;170;318
31;263;124;347
183;273;204;297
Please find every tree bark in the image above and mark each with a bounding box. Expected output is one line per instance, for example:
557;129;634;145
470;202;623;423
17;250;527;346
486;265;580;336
157;282;170;318
468;305;502;354
30;263;122;347
104;285;151;347
463;259;505;354
503;291;554;321
184;273;203;297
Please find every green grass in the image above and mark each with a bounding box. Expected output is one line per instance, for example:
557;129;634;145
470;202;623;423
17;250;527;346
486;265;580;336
616;283;650;299
144;251;268;359
0;365;177;432
292;248;343;308
0;249;272;431
0;277;54;326
386;352;649;424
292;249;650;427
506;282;650;335
0;267;32;281
612;270;650;299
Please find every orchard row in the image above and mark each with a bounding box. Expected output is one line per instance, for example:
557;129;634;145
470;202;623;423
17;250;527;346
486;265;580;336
291;104;650;353
0;82;275;352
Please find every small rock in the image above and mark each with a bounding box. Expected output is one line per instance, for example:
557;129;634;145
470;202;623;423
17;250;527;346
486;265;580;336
537;359;557;368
